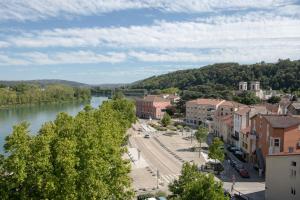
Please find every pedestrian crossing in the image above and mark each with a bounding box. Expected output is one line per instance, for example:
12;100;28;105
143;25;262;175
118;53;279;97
160;174;180;184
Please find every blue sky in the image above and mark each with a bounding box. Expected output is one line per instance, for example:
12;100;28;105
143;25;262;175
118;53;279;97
0;0;300;84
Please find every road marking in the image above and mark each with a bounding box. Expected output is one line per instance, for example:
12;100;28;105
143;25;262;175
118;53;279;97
161;174;180;184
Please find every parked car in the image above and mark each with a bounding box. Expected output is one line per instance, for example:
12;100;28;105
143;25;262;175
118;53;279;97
144;134;150;138
234;163;245;172
238;168;250;178
229;146;239;152
230;160;238;168
234;151;246;162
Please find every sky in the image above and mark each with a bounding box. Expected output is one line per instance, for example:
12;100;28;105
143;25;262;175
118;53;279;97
0;0;300;84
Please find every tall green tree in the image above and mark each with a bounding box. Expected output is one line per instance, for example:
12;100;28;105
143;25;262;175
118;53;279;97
195;125;208;157
0;98;135;200
208;138;225;163
169;163;228;200
161;113;171;127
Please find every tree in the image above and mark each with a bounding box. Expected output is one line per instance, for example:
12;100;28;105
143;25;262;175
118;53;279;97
195;125;208;157
208;138;225;163
161;113;171;127
0;98;135;199
165;106;177;116
267;96;281;104
233;91;261;105
169;163;229;200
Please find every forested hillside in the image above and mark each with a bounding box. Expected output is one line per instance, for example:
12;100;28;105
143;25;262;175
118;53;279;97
0;84;91;106
131;59;300;100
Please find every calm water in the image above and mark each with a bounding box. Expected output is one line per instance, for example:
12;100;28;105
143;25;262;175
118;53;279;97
0;96;108;152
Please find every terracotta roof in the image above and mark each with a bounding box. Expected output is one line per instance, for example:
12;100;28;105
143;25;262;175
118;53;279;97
241;126;250;135
235;106;251;115
137;95;170;103
219;115;233;126
188;98;224;106
264;103;280;113
263;115;300;128
268;152;300;157
219;101;243;107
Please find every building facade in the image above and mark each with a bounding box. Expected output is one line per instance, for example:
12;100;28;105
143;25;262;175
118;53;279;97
265;153;300;200
185;99;225;131
250;114;300;172
135;95;171;119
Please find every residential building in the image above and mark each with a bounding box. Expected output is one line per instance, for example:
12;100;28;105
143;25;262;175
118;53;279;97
250;114;300;172
135;95;171;119
288;102;300;115
232;105;267;150
214;101;241;142
217;115;233;143
265;153;300;200
185;99;225;131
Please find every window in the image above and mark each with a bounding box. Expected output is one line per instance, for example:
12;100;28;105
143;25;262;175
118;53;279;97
274;138;280;147
291;187;296;195
291;161;297;167
289;147;294;153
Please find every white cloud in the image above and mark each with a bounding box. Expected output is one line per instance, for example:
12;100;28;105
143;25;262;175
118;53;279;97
0;41;9;48
7;13;300;50
0;0;297;21
0;51;127;65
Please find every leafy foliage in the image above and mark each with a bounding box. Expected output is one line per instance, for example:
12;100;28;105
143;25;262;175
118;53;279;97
161;113;171;127
267;96;281;104
169;163;228;200
209;138;225;162
233;91;261;105
195;125;208;156
0;84;91;106
131;59;300;100
0;98;136;199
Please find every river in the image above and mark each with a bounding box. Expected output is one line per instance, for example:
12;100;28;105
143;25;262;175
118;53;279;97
0;96;108;153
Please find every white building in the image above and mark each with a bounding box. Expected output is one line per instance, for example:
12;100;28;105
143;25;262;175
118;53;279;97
266;153;300;200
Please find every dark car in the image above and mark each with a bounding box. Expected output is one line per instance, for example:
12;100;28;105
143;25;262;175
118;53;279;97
239;168;250;178
230;160;238;168
144;134;150;138
234;163;244;172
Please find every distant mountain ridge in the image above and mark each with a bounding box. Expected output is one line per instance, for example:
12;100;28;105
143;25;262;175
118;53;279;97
0;79;90;87
131;59;300;91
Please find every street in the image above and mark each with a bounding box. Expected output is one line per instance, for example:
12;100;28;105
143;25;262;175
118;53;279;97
127;120;266;199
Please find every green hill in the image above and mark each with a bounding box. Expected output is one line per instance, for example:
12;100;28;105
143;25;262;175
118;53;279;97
131;59;300;100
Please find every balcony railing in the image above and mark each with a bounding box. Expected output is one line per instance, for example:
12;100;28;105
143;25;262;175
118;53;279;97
231;134;239;141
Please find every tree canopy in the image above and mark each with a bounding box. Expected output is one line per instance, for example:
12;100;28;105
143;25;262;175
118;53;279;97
0;84;91;107
209;138;225;162
169;163;228;200
131;59;300;100
161;113;171;127
0;98;136;200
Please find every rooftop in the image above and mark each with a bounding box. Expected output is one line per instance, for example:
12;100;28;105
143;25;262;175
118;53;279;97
187;98;224;106
291;102;300;110
137;95;170;103
263;115;300;128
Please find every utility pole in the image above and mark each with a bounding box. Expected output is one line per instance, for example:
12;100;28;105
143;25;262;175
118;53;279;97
157;169;160;189
138;149;141;160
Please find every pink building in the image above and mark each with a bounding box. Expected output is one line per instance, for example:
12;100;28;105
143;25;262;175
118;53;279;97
135;95;171;119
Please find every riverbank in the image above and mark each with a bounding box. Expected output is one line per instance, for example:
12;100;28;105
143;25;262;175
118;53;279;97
0;97;92;109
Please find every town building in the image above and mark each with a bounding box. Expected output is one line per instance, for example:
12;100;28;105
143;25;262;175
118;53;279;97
214;101;241;142
185;99;225;131
250;114;300;173
232;105;268;153
288;102;300;115
135;95;171;119
265;153;300;200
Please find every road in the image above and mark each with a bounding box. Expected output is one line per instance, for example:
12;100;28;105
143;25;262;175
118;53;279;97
128;120;204;194
128;120;265;199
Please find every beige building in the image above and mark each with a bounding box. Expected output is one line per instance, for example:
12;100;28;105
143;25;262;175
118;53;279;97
214;101;241;142
265;153;300;200
185;99;225;131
